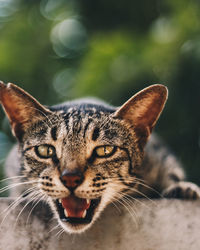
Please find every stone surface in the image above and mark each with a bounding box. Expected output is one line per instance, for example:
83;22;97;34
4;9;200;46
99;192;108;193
0;198;200;250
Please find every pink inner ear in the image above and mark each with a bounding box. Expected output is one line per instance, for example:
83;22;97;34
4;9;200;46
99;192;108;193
0;82;52;139
133;92;166;131
0;88;32;128
114;84;168;148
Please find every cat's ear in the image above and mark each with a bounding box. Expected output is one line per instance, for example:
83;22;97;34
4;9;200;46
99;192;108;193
0;81;52;140
113;84;168;148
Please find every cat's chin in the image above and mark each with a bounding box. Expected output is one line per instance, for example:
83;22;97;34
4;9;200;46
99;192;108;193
52;196;101;233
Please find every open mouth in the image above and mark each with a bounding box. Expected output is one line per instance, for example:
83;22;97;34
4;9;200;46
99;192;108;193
55;195;101;224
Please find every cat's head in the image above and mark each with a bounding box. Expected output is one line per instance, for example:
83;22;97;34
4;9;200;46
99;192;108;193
0;81;167;233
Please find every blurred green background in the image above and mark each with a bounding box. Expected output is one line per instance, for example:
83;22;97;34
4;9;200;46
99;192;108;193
0;0;200;190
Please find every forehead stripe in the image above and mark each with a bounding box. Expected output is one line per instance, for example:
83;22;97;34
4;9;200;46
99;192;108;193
51;126;58;141
83;118;92;138
92;127;100;141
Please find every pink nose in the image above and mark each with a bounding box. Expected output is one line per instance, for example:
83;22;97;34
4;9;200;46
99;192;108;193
60;170;83;189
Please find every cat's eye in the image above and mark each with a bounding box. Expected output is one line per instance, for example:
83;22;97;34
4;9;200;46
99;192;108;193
35;145;55;159
95;145;116;158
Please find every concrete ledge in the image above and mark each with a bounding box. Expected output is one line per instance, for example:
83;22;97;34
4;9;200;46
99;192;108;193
0;198;200;250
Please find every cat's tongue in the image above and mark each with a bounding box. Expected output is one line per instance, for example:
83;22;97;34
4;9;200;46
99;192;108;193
61;195;90;218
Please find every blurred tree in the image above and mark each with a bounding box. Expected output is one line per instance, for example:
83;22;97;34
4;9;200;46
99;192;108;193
0;0;199;190
78;0;162;32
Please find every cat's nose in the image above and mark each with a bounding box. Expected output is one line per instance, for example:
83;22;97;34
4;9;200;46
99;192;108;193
60;169;84;190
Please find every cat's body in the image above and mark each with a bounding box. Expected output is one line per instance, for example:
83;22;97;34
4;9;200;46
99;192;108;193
0;82;200;234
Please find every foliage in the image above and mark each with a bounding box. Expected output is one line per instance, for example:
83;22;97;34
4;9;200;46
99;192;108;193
0;0;200;186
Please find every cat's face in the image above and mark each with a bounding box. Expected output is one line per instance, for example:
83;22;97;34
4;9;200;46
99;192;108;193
0;82;167;233
21;109;142;233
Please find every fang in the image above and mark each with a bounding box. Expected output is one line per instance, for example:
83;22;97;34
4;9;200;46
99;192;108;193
64;209;68;218
82;210;87;218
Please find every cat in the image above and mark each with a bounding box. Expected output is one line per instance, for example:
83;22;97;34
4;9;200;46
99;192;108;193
0;81;199;234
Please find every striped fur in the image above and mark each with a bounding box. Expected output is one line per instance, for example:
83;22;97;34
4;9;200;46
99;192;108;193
1;82;200;234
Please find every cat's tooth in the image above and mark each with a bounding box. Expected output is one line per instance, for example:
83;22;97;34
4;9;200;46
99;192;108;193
82;210;87;218
64;209;68;218
86;199;90;205
59;199;62;204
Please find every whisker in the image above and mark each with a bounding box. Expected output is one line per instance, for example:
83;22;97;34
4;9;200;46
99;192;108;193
120;196;138;218
105;186;139;227
121;192;151;210
111;193;139;227
56;228;65;238
15;191;42;227
0;187;38;227
48;224;61;234
110;200;122;214
133;178;162;198
0;186;37;216
113;192;136;212
114;182;157;206
108;182;147;210
26;193;47;225
0;175;25;183
107;177;159;205
0;180;38;195
128;188;156;206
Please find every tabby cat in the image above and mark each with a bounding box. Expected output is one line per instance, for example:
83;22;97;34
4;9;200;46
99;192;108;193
0;81;199;234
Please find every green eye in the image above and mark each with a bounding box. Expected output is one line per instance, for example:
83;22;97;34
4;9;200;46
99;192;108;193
95;146;116;158
35;145;55;158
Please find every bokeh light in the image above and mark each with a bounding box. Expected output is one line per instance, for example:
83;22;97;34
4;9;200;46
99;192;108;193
51;18;87;58
0;0;200;187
